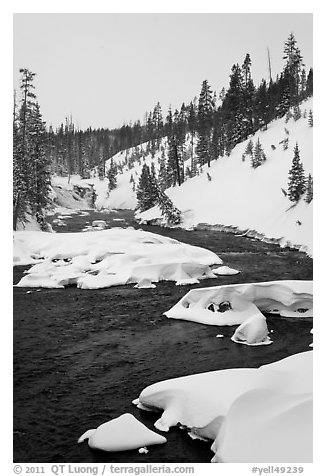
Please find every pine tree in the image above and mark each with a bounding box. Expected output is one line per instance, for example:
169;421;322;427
288;143;306;202
210;122;220;161
106;158;118;190
13;68;51;229
188;101;197;165
13;90;25;228
149;162;160;203
173;108;186;182
300;68;307;99
158;157;169;190
136;163;158;211
293;105;302;121
305;174;313;203
283;33;304;107
306;68;313;97
241;53;255;137
152;101;164;144
245;139;254;157
97;145;105;179
222;63;246;151
157;189;181;225
28;102;51;229
254;79;270;130
196;80;214;166
166;108;184;186
278;75;291;117
251;138;266;168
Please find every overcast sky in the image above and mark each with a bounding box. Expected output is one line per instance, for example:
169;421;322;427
13;13;313;130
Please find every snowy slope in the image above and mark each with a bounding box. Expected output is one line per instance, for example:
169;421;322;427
138;99;313;254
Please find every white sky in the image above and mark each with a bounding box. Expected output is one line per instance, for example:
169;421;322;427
13;13;313;130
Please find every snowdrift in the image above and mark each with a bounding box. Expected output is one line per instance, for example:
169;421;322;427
165;280;313;326
133;351;312;462
13;228;222;289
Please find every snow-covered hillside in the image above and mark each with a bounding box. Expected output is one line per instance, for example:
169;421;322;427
138;99;313;255
51;99;313;255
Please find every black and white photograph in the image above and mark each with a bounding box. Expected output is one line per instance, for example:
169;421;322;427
11;4;316;472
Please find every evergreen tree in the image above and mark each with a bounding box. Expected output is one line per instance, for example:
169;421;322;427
13;90;25;228
283;33;304;106
222;63;249;150
28;102;51;229
306;68;313;97
174;108;186;183
251;138;266;168
166;108;184;186
210;122;220;161
196;80;214;166
293;105;302;121
13;68;50;229
149;162;160;203
106;158;118;190
241;53;255;136
300;68;307;98
157;189;181;225
136;163;158;211
152;102;164;140
305;174;313;203
209;116;225;162
188;101;197;164
288;143;306;202
97;145;105;179
254;79;270;130
158;157;169;190
277;73;291;117
245;139;254;156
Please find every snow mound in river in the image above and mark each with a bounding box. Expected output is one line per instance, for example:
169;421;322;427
78;413;166;452
165;280;313;326
134;351;312;462
14;228;222;289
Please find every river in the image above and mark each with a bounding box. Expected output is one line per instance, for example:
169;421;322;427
13;209;313;463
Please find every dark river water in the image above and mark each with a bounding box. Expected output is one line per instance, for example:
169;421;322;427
13;209;313;463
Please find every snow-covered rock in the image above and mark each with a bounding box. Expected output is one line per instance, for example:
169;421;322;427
212;266;240;276
138;447;149;454
133;351;312;462
134;278;156;289
14;228;222;289
165;280;312;326
77;413;167;452
91;220;106;229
